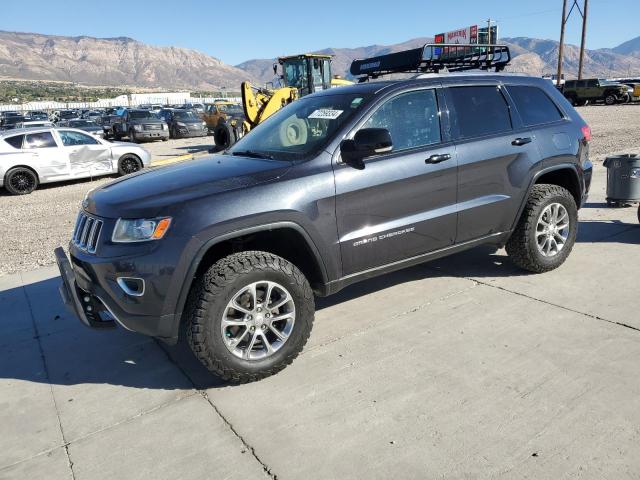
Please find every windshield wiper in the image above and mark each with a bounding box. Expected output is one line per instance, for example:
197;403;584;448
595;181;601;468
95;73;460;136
231;150;275;160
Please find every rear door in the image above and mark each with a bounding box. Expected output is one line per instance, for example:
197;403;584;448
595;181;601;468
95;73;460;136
445;83;541;243
334;87;458;275
57;130;112;177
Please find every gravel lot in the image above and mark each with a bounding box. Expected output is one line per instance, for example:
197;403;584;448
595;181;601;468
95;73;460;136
0;104;638;276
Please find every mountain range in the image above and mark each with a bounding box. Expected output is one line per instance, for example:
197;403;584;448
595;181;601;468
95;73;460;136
1;30;639;91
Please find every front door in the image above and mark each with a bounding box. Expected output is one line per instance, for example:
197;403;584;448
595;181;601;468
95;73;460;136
334;88;458;276
57;130;111;177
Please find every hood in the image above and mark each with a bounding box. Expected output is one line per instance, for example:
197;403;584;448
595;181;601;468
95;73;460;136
85;154;292;218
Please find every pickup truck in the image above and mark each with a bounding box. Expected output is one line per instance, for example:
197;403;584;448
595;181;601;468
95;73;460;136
112;108;169;143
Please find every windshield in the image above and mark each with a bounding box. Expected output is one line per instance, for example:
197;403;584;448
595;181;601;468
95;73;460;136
174;110;200;120
129;111;155;120
227;93;370;161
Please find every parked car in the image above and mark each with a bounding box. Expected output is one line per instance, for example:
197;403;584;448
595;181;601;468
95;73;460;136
0;114;26;130
181;102;205;113
159;108;208;138
563;79;629;106
55;74;593;382
99;114;120;140
51;110;78;122
0;127;151;195
57;119;104;137
26;111;49;121
202;101;245;131
81;110;104;121
15;120;55;129
112;108;169;143
622;83;640;102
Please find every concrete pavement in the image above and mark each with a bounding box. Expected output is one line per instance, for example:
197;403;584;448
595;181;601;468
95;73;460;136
1;163;639;479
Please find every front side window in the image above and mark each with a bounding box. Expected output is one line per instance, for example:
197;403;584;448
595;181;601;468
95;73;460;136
228;93;370;161
448;86;512;138
507;85;563;126
24;132;57;149
363;89;441;151
59;130;99;146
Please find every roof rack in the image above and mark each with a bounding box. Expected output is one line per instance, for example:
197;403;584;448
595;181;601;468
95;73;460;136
350;43;511;82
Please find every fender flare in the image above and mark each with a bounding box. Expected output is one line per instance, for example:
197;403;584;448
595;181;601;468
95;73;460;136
172;221;329;328
509;163;581;232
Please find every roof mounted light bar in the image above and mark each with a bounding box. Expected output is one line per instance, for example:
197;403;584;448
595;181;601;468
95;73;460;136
350;43;511;82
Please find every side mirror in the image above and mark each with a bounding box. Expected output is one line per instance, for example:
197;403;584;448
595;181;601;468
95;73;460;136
340;128;393;169
273;63;278;75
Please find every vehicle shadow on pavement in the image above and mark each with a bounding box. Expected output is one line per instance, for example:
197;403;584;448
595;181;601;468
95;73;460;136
175;145;213;154
576;220;639;243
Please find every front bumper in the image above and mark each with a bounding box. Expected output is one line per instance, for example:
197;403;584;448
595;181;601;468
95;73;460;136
173;126;208;138
134;130;169;140
54;246;179;342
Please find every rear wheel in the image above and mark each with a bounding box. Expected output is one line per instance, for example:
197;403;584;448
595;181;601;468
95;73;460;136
506;184;578;273
186;251;314;383
118;154;142;176
5;167;38;195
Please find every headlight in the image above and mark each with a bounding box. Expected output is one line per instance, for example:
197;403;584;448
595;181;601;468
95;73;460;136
133;124;143;131
112;217;172;243
201;121;206;128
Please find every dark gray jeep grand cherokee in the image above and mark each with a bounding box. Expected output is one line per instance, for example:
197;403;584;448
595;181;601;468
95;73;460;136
56;73;592;382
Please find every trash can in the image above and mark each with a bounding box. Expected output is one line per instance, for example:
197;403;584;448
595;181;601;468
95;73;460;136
603;154;640;206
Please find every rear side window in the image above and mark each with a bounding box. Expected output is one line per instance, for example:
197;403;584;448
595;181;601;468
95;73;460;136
507;86;563;126
448;86;512;138
4;135;24;149
24;132;57;149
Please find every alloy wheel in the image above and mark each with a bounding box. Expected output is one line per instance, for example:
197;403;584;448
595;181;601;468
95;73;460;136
9;171;35;193
221;281;295;361
536;202;570;257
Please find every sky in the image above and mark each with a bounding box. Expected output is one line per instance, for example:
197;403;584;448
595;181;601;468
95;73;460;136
1;0;638;65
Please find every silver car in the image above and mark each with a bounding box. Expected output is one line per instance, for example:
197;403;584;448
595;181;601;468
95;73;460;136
0;127;151;195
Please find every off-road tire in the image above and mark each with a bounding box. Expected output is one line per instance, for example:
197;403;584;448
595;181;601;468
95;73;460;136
186;251;315;383
506;184;578;273
4;167;39;195
118;154;142;176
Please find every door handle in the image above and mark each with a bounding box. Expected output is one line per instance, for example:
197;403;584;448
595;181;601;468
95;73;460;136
425;153;452;164
512;137;532;146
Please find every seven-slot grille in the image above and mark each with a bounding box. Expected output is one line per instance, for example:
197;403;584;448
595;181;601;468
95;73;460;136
72;212;103;253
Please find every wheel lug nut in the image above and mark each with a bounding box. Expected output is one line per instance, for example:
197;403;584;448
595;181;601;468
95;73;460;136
247;315;252;320
261;324;267;330
265;313;271;318
257;307;262;312
250;326;255;332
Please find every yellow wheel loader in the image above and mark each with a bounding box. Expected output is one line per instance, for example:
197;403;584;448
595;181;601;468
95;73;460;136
212;54;352;150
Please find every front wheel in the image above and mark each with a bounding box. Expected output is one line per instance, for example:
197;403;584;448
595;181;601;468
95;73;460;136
118;154;142;176
604;94;617;105
186;251;314;383
506;184;578;273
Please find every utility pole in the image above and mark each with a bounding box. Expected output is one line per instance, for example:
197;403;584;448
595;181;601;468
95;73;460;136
558;0;589;85
557;0;568;87
486;18;493;44
577;0;589;79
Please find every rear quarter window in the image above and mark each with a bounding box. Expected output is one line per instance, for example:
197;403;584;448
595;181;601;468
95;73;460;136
4;135;25;149
507;85;564;126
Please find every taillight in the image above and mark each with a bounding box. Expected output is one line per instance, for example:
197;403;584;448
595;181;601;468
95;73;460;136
581;125;592;142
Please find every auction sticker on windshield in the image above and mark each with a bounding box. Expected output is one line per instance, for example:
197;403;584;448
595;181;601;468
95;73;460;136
308;109;344;120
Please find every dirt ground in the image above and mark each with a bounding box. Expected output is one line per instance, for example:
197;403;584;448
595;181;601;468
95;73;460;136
0;104;638;276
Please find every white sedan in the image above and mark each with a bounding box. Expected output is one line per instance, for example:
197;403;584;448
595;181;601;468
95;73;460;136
0;127;151;195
